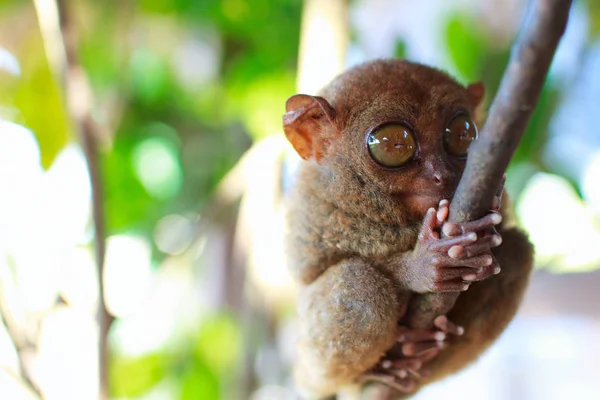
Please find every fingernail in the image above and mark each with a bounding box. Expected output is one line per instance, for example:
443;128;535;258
397;334;406;342
494;267;501;275
436;341;444;348
448;246;462;258
477;267;483;273
398;369;407;378
434;332;446;341
463;274;477;281
456;326;465;335
440;199;449;206
461;284;469;291
491;213;502;224
467;232;477;241
493;235;502;246
485;256;493;265
437;209;445;221
381;360;392;369
442;225;453;236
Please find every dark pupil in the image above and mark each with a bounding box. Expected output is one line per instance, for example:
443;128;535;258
446;117;477;157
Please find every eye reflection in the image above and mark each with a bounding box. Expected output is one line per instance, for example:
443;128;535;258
367;124;416;167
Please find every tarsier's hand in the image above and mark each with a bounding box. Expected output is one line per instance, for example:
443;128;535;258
406;174;506;293
359;315;464;393
439;173;506;284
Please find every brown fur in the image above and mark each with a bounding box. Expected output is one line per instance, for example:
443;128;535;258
283;59;533;398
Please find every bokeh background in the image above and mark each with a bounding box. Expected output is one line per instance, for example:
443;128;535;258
1;0;600;399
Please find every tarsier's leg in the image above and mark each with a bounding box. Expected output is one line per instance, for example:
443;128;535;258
294;258;403;398
416;226;534;387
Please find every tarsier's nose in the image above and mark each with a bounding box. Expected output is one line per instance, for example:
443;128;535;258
430;168;455;190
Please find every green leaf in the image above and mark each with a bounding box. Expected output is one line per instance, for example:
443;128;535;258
444;14;485;81
196;313;242;375
179;359;220;400
587;0;600;37
14;32;69;169
110;353;167;397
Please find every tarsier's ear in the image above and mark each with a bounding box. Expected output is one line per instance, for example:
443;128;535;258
467;82;485;108
283;94;336;162
467;82;486;125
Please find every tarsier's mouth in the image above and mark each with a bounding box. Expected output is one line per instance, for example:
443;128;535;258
406;191;456;214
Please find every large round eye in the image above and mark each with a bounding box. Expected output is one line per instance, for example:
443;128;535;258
444;115;478;157
367;124;417;168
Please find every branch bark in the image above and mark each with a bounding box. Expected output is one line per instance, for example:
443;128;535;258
405;0;572;328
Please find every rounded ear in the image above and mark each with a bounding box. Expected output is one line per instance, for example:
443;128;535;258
282;94;336;162
467;82;485;108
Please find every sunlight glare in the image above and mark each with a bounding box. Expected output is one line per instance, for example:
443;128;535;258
104;235;152;318
517;172;600;271
36;307;98;400
132;136;182;200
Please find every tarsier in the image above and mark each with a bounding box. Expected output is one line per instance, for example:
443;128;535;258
282;59;534;398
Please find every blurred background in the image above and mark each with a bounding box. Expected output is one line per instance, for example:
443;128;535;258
1;0;600;399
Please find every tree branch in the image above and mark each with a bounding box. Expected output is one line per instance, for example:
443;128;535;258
405;0;572;328
38;1;113;398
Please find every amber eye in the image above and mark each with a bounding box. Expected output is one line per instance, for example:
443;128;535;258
444;115;478;157
367;124;417;168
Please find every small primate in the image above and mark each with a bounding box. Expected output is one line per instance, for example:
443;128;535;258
283;59;533;398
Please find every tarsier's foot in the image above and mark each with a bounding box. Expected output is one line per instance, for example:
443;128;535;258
361;316;464;392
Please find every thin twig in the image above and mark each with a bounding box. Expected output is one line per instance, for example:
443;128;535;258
0;294;42;397
52;1;113;399
405;0;573;331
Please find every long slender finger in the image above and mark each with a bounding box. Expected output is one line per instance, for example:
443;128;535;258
396;327;446;343
432;280;470;292
392;359;422;372
436;253;494;268
449;233;502;259
416;348;440;363
402;341;443;357
463;258;501;281
428;232;477;252
442;212;502;237
418;208;438;241
380;358;422;372
433;315;464;336
436;199;449;227
358;374;416;394
437;267;483;281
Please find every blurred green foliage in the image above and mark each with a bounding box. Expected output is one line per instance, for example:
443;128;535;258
110;313;239;399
